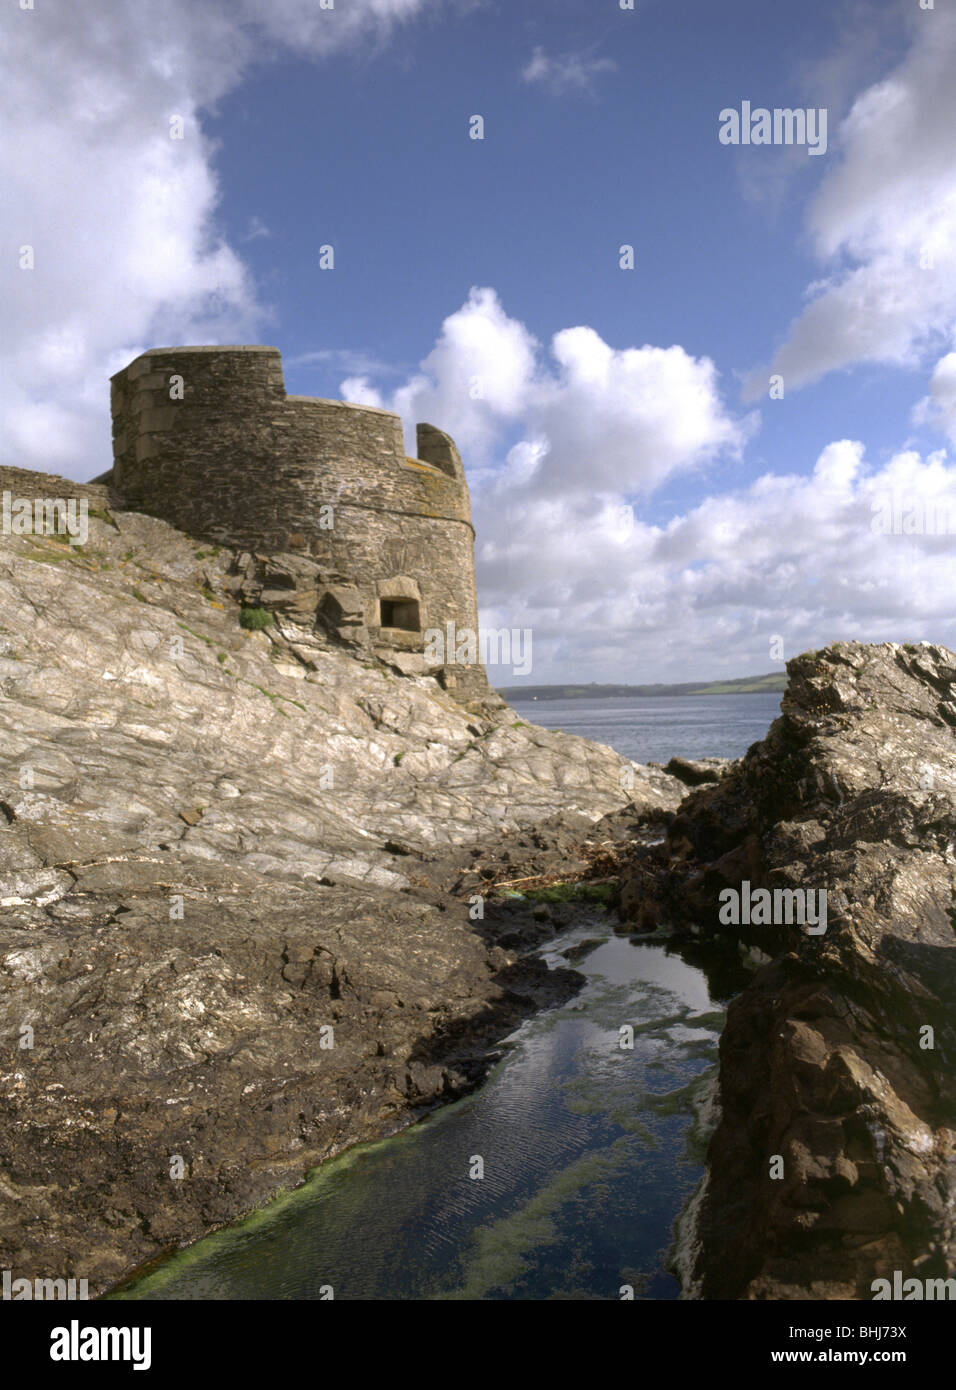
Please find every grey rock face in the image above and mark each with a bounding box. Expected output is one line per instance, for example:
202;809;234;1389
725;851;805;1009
0;466;684;1293
620;641;956;1299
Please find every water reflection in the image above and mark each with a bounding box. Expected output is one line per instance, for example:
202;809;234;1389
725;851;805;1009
112;926;747;1302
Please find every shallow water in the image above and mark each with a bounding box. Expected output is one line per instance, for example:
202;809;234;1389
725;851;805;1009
112;922;747;1301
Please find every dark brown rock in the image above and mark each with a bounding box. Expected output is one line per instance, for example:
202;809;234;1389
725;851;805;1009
621;641;956;1299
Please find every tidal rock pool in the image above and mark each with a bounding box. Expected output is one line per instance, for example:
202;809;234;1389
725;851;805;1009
111;920;747;1301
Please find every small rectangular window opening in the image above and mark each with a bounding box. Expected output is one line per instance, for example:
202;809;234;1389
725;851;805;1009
380;598;420;631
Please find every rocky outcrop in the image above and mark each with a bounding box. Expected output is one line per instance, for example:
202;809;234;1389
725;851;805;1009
0;466;685;1294
651;756;732;787
620;641;956;1299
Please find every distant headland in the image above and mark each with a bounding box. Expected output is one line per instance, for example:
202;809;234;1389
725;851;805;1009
498;672;787;701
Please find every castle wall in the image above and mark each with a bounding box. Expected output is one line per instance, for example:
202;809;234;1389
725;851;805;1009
110;347;488;698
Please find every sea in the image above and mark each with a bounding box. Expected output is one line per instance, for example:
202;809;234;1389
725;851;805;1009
508;691;783;765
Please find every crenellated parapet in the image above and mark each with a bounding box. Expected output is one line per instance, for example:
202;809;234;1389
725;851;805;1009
108;346;490;702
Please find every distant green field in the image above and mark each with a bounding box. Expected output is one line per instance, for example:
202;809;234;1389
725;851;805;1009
498;671;787;701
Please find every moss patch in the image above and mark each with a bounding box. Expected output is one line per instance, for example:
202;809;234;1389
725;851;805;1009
507;881;617;905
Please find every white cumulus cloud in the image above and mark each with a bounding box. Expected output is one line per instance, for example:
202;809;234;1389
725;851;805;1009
0;0;445;480
474;439;956;684
913;351;956;444
345;287;954;689
749;9;956;408
350;287;751;497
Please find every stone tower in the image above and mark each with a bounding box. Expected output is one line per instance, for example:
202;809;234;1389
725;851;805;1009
107;346;491;703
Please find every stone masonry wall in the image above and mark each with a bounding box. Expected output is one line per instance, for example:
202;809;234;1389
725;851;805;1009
109;347;490;700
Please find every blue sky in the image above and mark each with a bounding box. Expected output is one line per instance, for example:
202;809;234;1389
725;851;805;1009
221;0;926;485
3;0;956;682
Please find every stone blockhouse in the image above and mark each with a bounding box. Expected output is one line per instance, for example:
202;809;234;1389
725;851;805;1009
106;346;491;702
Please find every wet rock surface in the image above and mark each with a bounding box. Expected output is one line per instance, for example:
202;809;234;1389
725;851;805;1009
620;642;956;1299
0;468;684;1294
